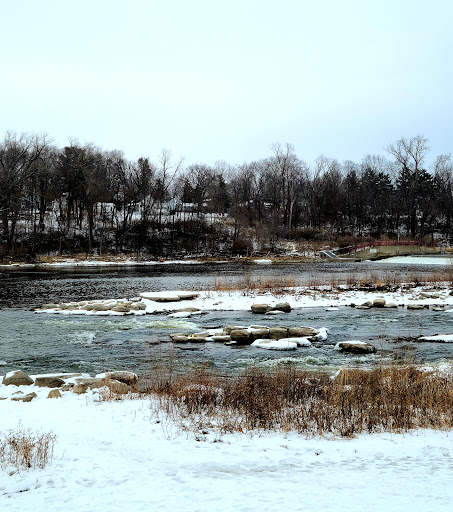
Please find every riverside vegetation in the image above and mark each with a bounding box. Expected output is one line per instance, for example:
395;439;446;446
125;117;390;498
96;363;453;438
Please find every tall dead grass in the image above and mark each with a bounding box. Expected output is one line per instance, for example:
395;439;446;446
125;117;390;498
0;426;57;471
212;267;453;296
137;365;453;437
213;275;298;296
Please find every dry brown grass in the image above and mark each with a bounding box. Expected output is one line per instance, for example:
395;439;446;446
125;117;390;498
212;267;453;296
132;364;453;437
0;426;57;471
213;275;299;296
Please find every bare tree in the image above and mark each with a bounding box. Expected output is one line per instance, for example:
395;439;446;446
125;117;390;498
0;131;51;247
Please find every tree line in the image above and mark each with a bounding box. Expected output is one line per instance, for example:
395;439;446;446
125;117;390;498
0;131;451;259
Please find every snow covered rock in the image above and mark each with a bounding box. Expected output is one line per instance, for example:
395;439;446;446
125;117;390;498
11;392;37;402
48;389;62;399
313;327;329;341
2;370;34;386
335;341;377;354
252;339;297;350
278;337;312;347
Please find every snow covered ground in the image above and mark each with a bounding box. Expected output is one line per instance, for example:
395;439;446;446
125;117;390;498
1;383;453;512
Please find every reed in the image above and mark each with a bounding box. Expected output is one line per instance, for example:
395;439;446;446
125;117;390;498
0;426;57;471
132;364;453;437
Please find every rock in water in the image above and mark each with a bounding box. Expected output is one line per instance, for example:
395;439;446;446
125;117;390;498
334;341;376;354
251;303;272;314
273;302;292;313
268;327;289;340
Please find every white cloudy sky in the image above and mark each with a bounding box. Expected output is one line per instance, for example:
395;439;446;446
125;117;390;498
1;0;452;166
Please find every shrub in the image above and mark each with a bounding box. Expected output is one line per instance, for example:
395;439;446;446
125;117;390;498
139;365;453;437
0;425;57;471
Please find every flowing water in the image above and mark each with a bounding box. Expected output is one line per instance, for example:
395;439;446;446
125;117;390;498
1;261;453;375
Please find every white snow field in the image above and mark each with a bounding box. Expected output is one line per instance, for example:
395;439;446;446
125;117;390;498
1;386;453;512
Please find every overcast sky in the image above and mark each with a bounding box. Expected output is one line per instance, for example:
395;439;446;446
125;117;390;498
1;0;452;167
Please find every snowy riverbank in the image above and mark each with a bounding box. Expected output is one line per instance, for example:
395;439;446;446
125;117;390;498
1;380;453;511
33;284;453;315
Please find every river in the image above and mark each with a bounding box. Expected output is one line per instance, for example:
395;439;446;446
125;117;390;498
1;260;453;376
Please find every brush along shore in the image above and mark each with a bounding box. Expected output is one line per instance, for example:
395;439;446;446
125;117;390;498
2;363;453;437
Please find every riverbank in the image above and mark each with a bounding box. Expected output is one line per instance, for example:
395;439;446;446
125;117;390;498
1;367;453;511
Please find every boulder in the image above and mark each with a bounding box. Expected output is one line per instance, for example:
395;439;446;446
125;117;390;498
334;341;377;354
72;383;89;394
407;304;426;310
273;302;292;313
288;327;318;337
211;335;231;342
177;307;201;313
11;392;37;402
61;383;74;391
223;325;247;334
34;376;65;388
187;336;209;342
40;303;59;310
111;306;131;313
373;298;386;308
171;335;190;342
47;389;62;399
170;332;189;341
229;329;253;344
102;371;138;385
249;328;269;340
268;327;289;340
75;378;103;389
251;303;272;314
384;303;398;308
91;304;112;311
2;370;34;386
